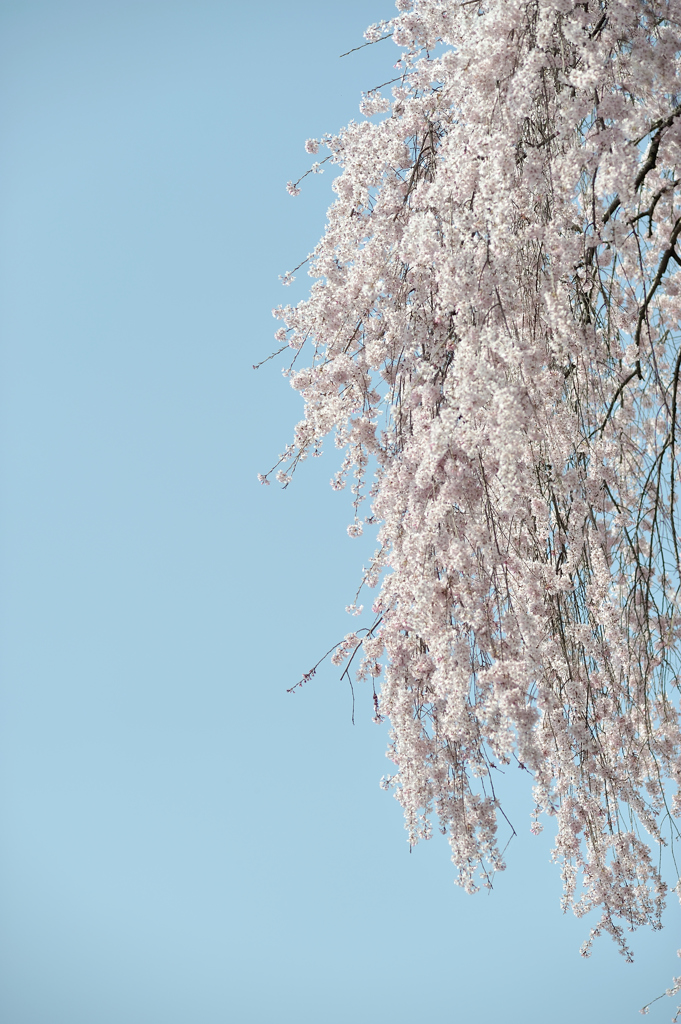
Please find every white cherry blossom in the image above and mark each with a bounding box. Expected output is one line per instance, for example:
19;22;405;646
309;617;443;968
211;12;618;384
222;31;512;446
266;2;681;1013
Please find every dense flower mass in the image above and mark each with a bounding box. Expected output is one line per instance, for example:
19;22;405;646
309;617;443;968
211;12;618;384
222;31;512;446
267;0;681;1006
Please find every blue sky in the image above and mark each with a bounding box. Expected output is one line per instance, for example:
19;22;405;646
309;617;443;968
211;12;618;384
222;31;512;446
0;2;678;1022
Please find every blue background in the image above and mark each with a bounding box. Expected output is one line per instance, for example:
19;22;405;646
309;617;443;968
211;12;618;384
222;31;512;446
0;2;678;1021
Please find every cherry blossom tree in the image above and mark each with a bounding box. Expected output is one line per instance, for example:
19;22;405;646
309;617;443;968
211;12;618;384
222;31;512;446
263;1;681;1012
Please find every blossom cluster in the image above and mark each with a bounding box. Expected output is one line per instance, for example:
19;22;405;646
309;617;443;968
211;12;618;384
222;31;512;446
269;0;681;1002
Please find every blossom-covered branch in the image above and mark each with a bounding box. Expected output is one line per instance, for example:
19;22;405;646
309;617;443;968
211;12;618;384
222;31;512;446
269;1;681;1011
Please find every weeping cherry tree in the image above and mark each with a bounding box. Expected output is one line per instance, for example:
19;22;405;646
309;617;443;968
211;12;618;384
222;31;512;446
261;1;681;1012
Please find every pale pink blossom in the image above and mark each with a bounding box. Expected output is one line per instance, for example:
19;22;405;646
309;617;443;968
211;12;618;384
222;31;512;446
268;2;681;1011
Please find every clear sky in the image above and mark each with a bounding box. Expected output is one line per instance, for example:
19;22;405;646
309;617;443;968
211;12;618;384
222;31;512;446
0;2;678;1022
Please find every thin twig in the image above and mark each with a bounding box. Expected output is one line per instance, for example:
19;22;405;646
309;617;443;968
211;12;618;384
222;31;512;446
252;345;287;370
365;76;403;94
340;34;393;58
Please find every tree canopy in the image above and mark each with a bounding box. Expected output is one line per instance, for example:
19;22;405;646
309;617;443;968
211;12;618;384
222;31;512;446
265;1;681;1011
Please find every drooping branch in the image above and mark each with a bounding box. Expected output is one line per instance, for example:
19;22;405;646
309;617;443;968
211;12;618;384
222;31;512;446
270;1;681;1012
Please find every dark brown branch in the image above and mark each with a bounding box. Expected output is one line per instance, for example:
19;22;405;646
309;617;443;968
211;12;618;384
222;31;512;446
602;106;681;225
635;218;681;346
